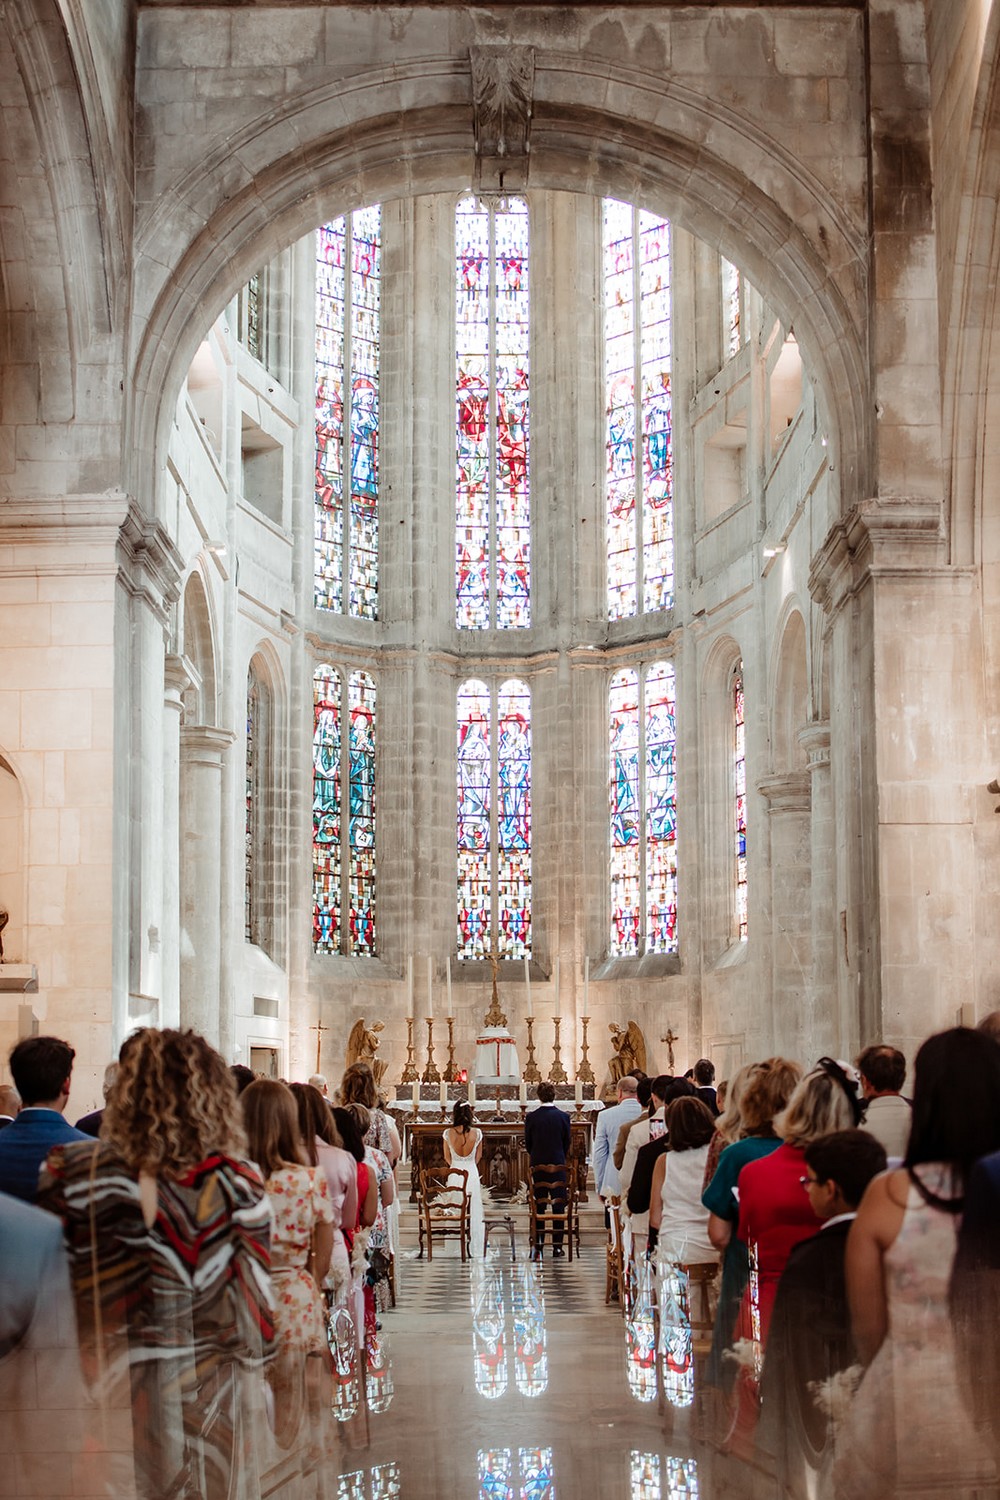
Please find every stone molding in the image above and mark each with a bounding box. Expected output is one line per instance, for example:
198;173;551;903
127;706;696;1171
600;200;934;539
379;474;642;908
756;770;811;812
117;499;184;624
470;45;535;191
179;724;236;763
163;653;192;706
809;495;947;618
797;721;831;771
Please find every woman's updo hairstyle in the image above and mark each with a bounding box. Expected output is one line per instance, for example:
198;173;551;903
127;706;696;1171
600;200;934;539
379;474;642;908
453;1101;474;1131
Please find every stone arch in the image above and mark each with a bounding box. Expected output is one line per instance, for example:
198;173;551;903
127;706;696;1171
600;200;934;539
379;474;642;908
0;751;25;965
179;569;218;727
769;606;810;773
126;60;870;527
244;644;286;963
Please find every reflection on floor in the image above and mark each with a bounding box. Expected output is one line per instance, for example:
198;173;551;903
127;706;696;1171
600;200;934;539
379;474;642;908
329;1247;753;1500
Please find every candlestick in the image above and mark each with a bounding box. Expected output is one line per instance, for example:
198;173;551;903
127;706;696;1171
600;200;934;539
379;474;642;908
524;955;532;1014
553;955;560;1018
493;1086;505;1123
523;1015;541;1083
407;953;414;1017
582;955;589;1017
548;1015;568;1084
576;1014;596;1084
422;1017;441;1083
426;954;433;1017
443;1016;458;1082
401;1015;419;1083
447;955;453;1015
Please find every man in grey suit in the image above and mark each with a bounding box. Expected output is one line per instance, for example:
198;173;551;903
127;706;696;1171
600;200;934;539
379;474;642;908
593;1074;642;1201
0;1036;89;1201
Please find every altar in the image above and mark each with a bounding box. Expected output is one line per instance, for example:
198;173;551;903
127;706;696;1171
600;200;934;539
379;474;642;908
403;1118;592;1203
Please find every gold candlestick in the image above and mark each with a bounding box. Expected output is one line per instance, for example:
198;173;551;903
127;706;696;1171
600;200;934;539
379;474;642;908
493;1085;505;1122
576;1015;596;1085
443;1017;458;1082
523;1015;541;1083
400;1017;419;1083
422;1017;441;1084
548;1017;568;1085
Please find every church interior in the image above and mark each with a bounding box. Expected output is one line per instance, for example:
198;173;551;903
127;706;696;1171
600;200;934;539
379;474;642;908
4;0;1000;1494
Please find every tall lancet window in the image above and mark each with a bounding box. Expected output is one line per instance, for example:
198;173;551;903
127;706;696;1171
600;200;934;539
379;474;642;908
245;671;259;942
456;677;532;960
609;663;678;957
313;665;377;955
315;207;381;617
733;660;748;940
603;200;673;619
721;257;743;360
455;195;531;630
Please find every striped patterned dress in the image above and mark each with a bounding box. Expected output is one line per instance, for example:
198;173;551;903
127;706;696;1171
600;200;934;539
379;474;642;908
38;1140;274;1500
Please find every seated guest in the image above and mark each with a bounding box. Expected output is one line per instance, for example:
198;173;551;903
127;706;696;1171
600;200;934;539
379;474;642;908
693;1058;720;1117
74;1061;118;1137
0;1036;88;1201
856;1044;911;1161
613;1076;653;1172
757;1128;887;1498
0;1083;19;1129
649;1096;719;1264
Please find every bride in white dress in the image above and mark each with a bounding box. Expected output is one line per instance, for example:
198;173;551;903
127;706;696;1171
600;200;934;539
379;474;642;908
443;1101;485;1260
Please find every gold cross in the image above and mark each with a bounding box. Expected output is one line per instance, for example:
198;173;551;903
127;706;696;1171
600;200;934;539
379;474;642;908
310;1020;330;1073
660;1028;679;1073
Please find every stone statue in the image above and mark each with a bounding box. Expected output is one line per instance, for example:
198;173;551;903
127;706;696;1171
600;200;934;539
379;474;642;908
608;1020;647;1084
345;1018;387;1089
0;907;7;963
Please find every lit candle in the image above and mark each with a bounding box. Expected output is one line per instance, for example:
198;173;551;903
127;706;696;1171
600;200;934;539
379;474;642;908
446;955;453;1015
469;1078;477;1107
583;955;589;1017
553;956;560;1018
519;1078;528;1107
440;1078;448;1109
407;954;414;1017
524;955;532;1014
427;954;433;1017
575;1078;584;1108
412;1079;419;1110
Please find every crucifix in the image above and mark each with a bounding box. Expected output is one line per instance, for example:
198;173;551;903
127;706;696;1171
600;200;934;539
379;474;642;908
660;1028;679;1073
310;1020;329;1074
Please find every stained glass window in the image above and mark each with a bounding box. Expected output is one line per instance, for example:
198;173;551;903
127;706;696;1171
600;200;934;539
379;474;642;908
733;660;748;940
315;207;381;617
456;195;530;630
629;1454;700;1500
722;257;742;360
457;677;531;960
476;1449;554;1500
313;665;376;955
610;663;677;957
604;199;673;619
239;272;263;362
245;671;258;942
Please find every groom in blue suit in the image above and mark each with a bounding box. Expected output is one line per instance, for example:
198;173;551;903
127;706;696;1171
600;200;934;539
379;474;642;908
0;1036;89;1202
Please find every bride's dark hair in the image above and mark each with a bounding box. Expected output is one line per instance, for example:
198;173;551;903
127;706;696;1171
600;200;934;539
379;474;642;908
453;1101;474;1131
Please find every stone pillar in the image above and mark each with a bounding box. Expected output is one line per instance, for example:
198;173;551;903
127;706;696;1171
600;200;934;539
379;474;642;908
799;723;837;1056
179;725;234;1046
160;655;189;1029
757;772;812;1059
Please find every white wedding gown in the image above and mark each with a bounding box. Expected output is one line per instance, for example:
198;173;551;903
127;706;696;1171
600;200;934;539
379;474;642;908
443;1128;485;1260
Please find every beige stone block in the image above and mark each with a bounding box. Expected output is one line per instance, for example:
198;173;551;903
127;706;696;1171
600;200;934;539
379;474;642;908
59;808;81;864
27;865;67;926
90;690;114;751
43;752;66;807
63;752;114;809
78;808;113;866
71;1451;137;1498
28;807;60;850
0;602;52;647
14;1449;76;1493
48;603;114;646
21;691;92;751
0;576;38;603
66;867;112;925
0;692;21;745
35;575;114;606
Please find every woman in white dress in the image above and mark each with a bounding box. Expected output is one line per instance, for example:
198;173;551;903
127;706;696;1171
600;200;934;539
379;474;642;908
443;1100;485;1259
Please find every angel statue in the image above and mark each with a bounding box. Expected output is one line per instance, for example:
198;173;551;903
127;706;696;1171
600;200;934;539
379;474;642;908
608;1020;648;1085
345;1018;387;1089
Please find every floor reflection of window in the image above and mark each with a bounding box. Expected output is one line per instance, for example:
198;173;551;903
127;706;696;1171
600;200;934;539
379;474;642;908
626;1311;658;1402
366;1328;394;1412
472;1260;548;1400
477;1447;555;1500
472;1262;509;1398
657;1265;694;1408
330;1304;360;1421
629;1453;699;1500
338;1464;402;1500
512;1261;548;1397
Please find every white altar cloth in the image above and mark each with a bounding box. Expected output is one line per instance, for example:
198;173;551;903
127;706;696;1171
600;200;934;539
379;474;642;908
474;1026;520;1082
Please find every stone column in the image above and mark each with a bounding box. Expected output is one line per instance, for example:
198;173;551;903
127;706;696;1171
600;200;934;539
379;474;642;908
160;655;189;1029
757;772;812;1060
799;723;837;1056
179;725;234;1046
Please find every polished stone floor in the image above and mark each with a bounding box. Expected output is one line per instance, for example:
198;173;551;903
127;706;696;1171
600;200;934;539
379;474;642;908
327;1247;747;1500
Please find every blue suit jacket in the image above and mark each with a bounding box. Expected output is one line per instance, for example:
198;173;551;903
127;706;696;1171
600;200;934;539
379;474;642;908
524;1103;571;1166
593;1097;643;1198
0;1109;90;1202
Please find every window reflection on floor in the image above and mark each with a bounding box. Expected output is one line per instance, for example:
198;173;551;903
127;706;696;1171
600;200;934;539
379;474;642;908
629;1452;699;1499
626;1260;658;1403
477;1445;556;1499
338;1461;402;1499
472;1259;548;1400
657;1264;694;1409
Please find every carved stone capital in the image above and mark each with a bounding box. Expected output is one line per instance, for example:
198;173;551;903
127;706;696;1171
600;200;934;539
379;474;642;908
797;721;831;771
470;45;535;192
179;724;236;766
756;771;811;812
163;652;191;709
809;495;946;618
118;500;184;624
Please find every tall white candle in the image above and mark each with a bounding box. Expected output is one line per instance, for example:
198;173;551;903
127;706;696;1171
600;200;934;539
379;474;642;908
582;955;589;1017
440;1078;448;1109
575;1078;583;1107
469;1078;477;1107
524;955;533;1015
412;1078;419;1110
553;956;560;1018
407;954;414;1017
427;954;433;1017
447;955;453;1015
519;1078;528;1107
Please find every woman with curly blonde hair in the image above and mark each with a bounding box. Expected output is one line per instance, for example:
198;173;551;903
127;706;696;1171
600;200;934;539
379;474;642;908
38;1028;273;1500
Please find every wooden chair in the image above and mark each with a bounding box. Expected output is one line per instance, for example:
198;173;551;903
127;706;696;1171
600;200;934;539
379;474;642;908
417;1168;471;1261
527;1163;580;1261
606;1197;626;1305
681;1261;719;1357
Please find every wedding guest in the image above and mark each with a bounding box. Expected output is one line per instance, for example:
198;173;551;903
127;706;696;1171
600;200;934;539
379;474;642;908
230;1063;254;1095
290;1082;357;1300
692;1058;720;1116
649;1096;718;1264
74;1062;118;1137
951;1142;1000;1467
594;1074;642;1201
620;1075;671;1198
340;1062;401;1166
343;1100;395;1325
0;1083;19;1129
613;1076;654;1172
702;1061;764;1190
38;1028;274;1500
856;1045;911;1161
836;1029;1000;1499
0;1036;89;1201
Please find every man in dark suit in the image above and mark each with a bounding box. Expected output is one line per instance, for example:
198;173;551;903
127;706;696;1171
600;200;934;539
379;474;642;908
692;1058;720;1116
0;1084;19;1130
74;1061;118;1137
0;1036;89;1201
757;1128;887;1498
524;1081;571;1257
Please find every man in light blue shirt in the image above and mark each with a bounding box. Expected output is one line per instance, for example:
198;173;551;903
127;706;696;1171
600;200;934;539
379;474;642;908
593;1074;643;1200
